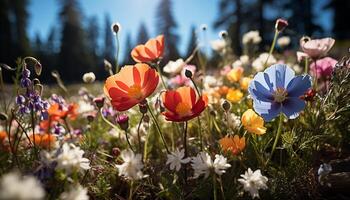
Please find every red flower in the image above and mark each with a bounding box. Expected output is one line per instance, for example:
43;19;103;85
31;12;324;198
131;35;164;63
162;86;208;122
104;63;159;111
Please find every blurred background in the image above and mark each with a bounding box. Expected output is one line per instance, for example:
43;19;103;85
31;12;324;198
0;0;349;83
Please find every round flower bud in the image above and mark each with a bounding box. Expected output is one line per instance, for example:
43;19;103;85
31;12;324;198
275;18;288;32
117;114;129;131
112;147;120;157
219;30;228;39
16;95;26;105
20;78;32;88
82;72;96;83
185;69;193;78
111;23;121;35
0;112;8;121
93;97;105;109
139;104;148;114
22;68;30;78
222;100;231;111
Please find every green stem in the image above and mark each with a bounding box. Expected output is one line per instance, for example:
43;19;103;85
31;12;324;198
213;174;217;200
146;104;170;154
100;108;119;130
125;130;135;152
137;114;144;155
114;33;120;73
264;29;279;69
155;63;167;90
128;181;134;200
304;58;309;74
190;77;201;96
197;117;203;151
266;114;283;166
183;121;188;184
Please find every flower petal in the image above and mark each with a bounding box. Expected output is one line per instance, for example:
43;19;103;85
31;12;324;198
286;75;311;97
282;97;305;119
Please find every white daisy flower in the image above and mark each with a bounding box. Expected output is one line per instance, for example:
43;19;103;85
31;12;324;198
56;143;91;174
0;172;45;200
191;152;231;178
210;39;227;52
116;149;144;180
166;149;191;171
60;184;89;200
238;168;268;199
242;31;262;45
163;59;186;74
252;53;277;72
82;72;96;83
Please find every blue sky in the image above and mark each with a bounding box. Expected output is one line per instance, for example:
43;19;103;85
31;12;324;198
28;0;333;58
28;0;220;58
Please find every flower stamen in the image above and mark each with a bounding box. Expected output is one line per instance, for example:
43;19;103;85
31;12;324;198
273;87;288;103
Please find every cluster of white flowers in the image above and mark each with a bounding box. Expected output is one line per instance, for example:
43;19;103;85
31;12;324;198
252;53;277;72
77;100;95;114
60;184;89;200
166;149;191;171
191;152;231;178
226;112;241;130
116;149;144;180
163;58;186;74
0;172;45;200
277;36;291;48
55;143;91;174
242;31;262;45
238;168;268;198
232;55;250;68
210;39;227;53
82;72;96;83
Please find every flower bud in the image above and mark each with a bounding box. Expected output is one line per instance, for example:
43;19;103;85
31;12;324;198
301;88;316;102
87;113;96;123
185;69;193;78
111;23;121;35
20;78;31;88
112;147;120;157
16;95;26;105
275;18;288;32
117;114;129;131
200;24;207;31
219;30;228;39
0;112;8;121
34;62;42;76
139;104;148;114
82;72;96;83
222;100;231;111
93;97;105;109
104;59;112;71
22;68;30;78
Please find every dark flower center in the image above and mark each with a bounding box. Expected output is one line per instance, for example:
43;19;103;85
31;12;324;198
273;87;288;103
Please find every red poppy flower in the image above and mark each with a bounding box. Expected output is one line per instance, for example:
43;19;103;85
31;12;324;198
104;63;159;111
162;86;208;122
131;35;164;63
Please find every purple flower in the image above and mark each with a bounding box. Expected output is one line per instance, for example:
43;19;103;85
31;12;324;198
16;95;26;105
20;78;31;88
248;64;311;121
22;68;31;78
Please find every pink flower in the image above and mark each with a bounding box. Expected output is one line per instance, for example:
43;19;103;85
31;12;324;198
220;65;232;76
169;65;197;87
275;18;288;32
310;57;337;79
296;51;310;62
301;37;335;59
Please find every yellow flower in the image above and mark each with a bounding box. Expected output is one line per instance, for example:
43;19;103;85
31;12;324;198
227;66;243;82
240;77;252;90
226;89;243;103
241;109;267;135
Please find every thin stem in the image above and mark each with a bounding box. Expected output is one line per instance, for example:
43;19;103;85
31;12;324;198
100;108;119;130
183;121;188;184
128;181;134;200
146;104;170;154
114;33;120;73
125;130;135;152
313;59;318;90
266;114;283;166
137;114;144;155
155;63;168;90
197;117;203;151
304;58;309;74
213;174;217;200
190;77;201;96
264;29;279;69
218;176;225;200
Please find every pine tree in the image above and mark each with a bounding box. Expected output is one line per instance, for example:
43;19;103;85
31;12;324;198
185;26;197;58
324;0;350;39
136;22;150;44
156;0;180;62
86;16;101;77
58;0;91;82
123;33;134;65
103;14;115;64
0;0;13;64
11;0;31;57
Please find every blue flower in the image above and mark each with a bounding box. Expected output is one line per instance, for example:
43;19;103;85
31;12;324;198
248;64;311;121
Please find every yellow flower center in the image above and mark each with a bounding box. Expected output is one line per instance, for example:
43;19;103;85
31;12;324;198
127;84;143;99
273;87;288;103
175;102;192;117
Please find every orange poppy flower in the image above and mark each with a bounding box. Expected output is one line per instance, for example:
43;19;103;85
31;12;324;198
40;103;78;131
104;63;159;111
30;133;57;149
162;86;208;122
219;135;246;155
131;35;165;63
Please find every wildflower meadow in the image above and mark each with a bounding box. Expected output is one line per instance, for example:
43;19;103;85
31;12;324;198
1;1;350;200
